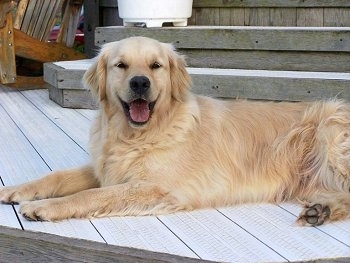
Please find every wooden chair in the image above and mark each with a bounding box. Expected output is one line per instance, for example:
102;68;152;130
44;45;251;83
0;0;85;88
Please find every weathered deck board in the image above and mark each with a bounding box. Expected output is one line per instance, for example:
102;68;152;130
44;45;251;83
220;205;350;261
158;210;286;262
91;216;198;258
1;85;350;262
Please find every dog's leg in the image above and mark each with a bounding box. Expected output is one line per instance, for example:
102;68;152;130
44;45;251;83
0;166;99;204
19;183;183;221
297;192;350;226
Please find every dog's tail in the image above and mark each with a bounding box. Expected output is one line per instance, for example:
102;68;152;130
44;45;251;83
274;100;350;198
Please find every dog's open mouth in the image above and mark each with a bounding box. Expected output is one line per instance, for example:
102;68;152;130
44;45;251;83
121;98;156;126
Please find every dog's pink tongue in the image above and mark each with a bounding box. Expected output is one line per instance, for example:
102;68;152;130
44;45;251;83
129;100;150;123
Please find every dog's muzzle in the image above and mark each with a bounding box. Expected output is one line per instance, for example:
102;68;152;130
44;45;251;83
119;76;156;126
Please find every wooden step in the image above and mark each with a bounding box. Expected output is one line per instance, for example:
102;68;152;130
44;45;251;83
94;26;350;72
44;60;350;109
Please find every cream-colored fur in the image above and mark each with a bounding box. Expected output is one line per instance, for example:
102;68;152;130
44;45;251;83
1;37;350;226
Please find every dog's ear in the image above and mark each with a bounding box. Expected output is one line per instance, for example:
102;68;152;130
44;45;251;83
83;51;108;101
164;43;192;102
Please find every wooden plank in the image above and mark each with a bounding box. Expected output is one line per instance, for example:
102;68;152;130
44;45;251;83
182;49;350;72
48;85;98;109
21;89;92;150
188;68;350;101
14;29;85;62
44;60;90;90
91;217;198;258
32;0;50;39
25;0;44;37
41;0;63;41
219;204;350;262
195;8;220;25
297;8;324;27
95;26;350;52
0;205;21;229
14;0;29;29
20;0;37;33
75;108;97;121
269;8;297;26
57;1;83;47
324;8;350;27
244;8;270;26
6;76;48;89
0;5;16;84
0;226;205;263
192;0;350;8
159;210;286;262
280;203;350;247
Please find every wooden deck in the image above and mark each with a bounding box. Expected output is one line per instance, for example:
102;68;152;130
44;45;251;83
0;84;349;262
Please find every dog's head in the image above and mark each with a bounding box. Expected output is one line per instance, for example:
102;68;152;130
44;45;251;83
83;37;192;128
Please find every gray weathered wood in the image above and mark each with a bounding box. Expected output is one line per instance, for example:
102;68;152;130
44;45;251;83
182;49;350;72
192;0;350;8
0;226;206;263
189;68;350;101
48;86;98;109
95;26;350;52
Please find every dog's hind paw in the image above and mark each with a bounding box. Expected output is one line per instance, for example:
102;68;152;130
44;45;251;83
297;203;331;226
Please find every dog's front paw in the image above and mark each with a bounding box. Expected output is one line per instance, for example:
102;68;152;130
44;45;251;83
20;200;62;222
0;186;33;204
297;203;331;226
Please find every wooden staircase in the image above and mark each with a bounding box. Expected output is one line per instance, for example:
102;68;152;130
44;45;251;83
44;26;350;109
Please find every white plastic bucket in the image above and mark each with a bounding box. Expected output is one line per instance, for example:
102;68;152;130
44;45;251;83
118;0;193;27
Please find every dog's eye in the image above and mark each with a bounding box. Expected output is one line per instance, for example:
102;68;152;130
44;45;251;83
151;62;161;69
115;62;128;69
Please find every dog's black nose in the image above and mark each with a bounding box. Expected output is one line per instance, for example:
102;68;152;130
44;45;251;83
130;76;150;95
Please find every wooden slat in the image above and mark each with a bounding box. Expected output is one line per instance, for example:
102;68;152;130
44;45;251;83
220;204;350;262
159;210;286;262
324;8;350;27
182;49;350;72
0;226;204;263
32;0;50;39
57;1;83;47
280;203;350;247
20;0;37;33
0;4;16;84
244;8;270;26
95;26;350;52
192;0;350;8
25;0;44;37
297;8;324;27
14;0;29;29
189;68;350;101
44;61;90;89
21;89;92;150
92;217;198;258
194;8;220;25
41;0;64;41
6;76;48;89
269;8;297;26
14;29;85;62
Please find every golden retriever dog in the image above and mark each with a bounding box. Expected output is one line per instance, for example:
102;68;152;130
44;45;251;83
1;36;350;226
